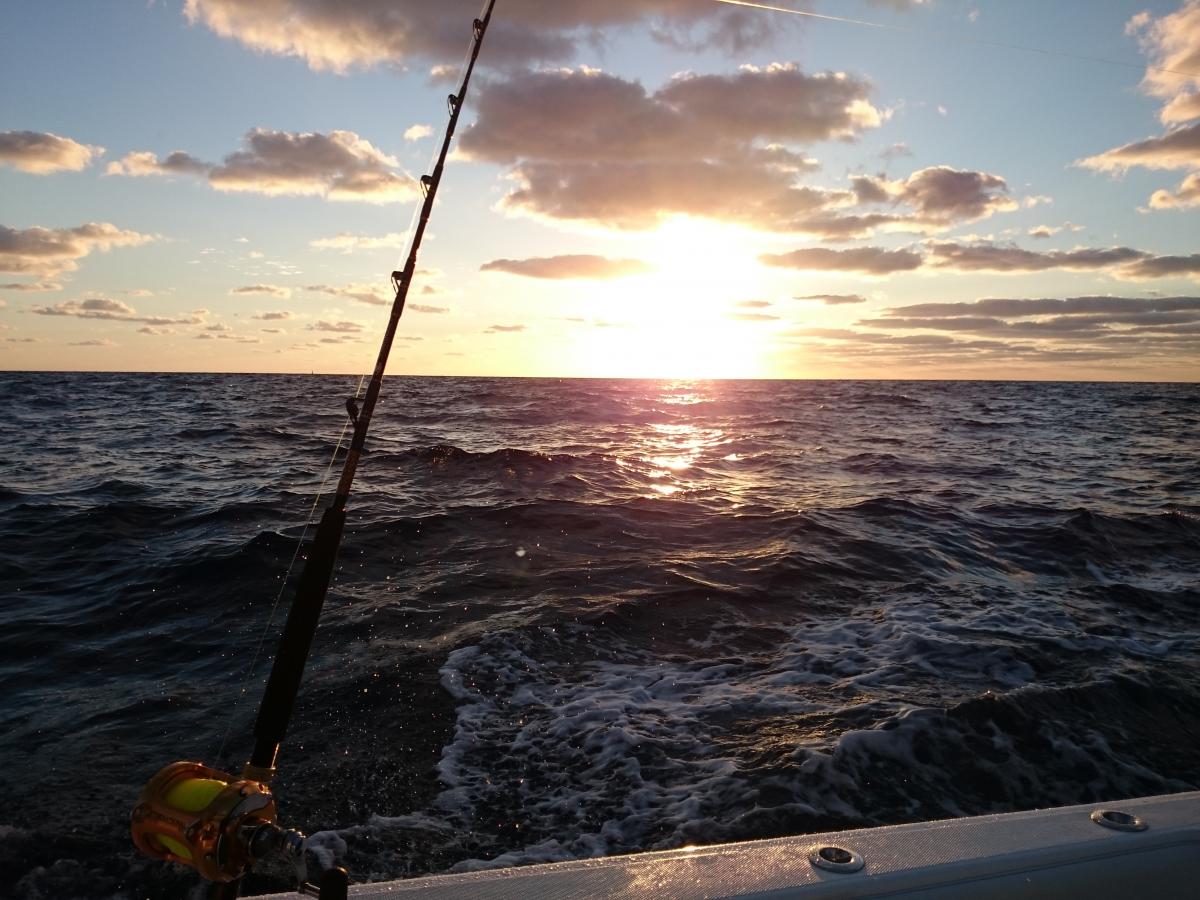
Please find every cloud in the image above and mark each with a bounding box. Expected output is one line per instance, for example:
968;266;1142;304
182;0;791;72
480;254;654;279
0;223;157;278
252;310;293;320
852;166;1017;223
307;320;365;333
0;281;62;292
1124;253;1200;279
1149;171;1200;208
924;240;1200;280
69;339;117;347
924;241;1147;272
309;231;407;252
857;295;1200;343
734;300;772;308
459;66;1018;239
30;297;205;326
0;131;104;174
761;240;1200;282
885;296;1200;318
486;324;526;333
404;124;433;142
1125;1;1200;125
1077;5;1200;208
786;293;1200;370
231;284;291;298
110;129;418;203
1079;121;1200;172
213;129;416;201
306;282;387;305
462;64;880;163
727;311;780;321
797;293;868;305
408;303;449;313
459;64;882;230
105;150;209;177
761;246;923;274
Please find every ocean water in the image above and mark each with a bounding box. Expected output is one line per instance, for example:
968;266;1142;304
1;373;1198;898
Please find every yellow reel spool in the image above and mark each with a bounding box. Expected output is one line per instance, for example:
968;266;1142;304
130;761;277;883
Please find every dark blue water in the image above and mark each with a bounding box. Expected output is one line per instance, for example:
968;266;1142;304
1;374;1198;898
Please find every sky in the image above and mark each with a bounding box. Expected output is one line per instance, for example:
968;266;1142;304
2;0;1199;380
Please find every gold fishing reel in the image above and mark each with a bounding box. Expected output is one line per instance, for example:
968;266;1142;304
130;760;301;884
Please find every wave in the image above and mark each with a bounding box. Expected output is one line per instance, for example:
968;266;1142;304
2;374;1199;897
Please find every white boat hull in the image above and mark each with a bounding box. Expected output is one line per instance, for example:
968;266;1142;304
266;790;1200;898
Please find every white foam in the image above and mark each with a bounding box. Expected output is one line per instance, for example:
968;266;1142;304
315;588;1198;876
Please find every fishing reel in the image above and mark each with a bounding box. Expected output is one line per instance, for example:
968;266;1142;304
131;761;345;896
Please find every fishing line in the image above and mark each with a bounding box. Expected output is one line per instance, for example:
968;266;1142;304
214;373;366;763
214;0;491;766
714;0;1200;80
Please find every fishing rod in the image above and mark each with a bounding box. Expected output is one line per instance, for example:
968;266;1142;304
129;3;497;897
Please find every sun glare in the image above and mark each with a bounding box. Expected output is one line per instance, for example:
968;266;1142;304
572;218;779;379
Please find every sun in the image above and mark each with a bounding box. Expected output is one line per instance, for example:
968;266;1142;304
570;218;779;378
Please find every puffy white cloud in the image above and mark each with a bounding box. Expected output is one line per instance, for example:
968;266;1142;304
761;240;1200;281
462;65;880;165
105;150;209;177
459;64;884;230
231;284;291;298
1080;121;1200;172
1126;1;1200;125
924;241;1148;272
307;319;365;333
0;281;62;292
480;255;653;279
1149;171;1200;208
0;223;157;278
0;131;103;174
1080;4;1200;208
761;246;923;274
404;124;433;142
797;293;868;305
309;232;407;252
110;129;417;203
305;282;388;305
853;166;1017;222
210;129;415;201
925;241;1200;280
459;66;1025;238
30;297;205;325
182;0;788;72
252;310;294;320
